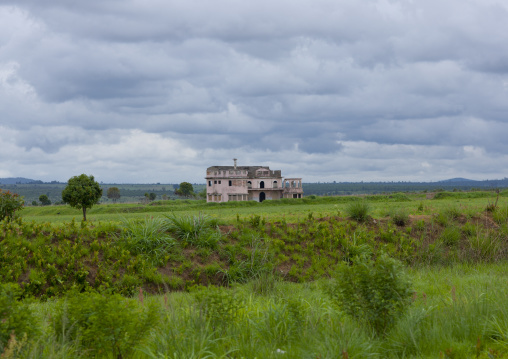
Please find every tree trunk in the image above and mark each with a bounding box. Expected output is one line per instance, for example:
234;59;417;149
82;207;87;221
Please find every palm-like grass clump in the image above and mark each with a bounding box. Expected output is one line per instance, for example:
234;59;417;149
165;213;221;248
345;201;370;222
117;217;175;263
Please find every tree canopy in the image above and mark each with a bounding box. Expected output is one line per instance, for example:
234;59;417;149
175;182;194;197
39;194;51;206
62;174;102;221
107;187;121;203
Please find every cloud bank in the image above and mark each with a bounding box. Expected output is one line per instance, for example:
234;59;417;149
1;0;507;183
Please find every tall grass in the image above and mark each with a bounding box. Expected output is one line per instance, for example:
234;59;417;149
117;216;175;264
4;263;508;358
345;201;370;222
164;213;221;248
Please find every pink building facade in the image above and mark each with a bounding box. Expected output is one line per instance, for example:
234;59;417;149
205;160;303;203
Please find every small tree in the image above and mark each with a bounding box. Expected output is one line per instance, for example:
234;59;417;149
175;182;194;198
107;187;121;203
0;189;24;222
39;194;51;206
149;192;156;201
62;174;102;221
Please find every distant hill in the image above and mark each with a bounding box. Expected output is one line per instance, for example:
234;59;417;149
438;178;477;183
0;177;37;184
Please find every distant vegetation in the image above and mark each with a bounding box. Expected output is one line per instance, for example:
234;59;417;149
302;178;508;196
2;178;507;205
0;183;206;205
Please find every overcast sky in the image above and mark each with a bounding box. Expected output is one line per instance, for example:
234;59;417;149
1;0;507;183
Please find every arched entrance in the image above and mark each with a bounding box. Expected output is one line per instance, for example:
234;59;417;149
260;181;265;189
259;192;266;202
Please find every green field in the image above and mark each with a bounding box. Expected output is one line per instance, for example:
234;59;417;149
2;191;508;357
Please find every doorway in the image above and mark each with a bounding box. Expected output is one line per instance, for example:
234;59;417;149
259;192;266;202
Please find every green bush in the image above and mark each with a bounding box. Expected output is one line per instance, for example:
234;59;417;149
390;208;410;226
0;284;37;352
326;254;413;336
0;189;24;223
53;291;159;358
345;201;370;222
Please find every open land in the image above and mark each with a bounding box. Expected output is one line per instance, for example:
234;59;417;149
2;191;508;357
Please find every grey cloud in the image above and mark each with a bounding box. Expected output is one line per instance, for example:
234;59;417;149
1;0;508;182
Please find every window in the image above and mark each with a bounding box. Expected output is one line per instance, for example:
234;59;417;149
214;180;217;184
229;180;232;186
208;181;211;186
218;181;221;184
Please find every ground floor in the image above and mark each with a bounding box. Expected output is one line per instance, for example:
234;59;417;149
207;189;303;203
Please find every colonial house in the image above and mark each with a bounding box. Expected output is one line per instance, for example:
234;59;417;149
205;159;303;203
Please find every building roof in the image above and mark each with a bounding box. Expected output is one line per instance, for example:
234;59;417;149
206;165;281;178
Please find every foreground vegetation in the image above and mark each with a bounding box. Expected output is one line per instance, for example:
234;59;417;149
3;265;508;358
2;191;508;357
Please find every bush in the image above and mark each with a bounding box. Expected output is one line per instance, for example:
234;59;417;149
0;284;37;352
0;189;24;222
326;254;413;336
53;291;159;358
390;208;410;226
345;201;370;222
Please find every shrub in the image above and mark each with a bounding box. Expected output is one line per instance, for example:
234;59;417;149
390;208;410;226
53;291;159;358
326;254;413;336
345;201;370;222
0;189;24;222
0;284;37;352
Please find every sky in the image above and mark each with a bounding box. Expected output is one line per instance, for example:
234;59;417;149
1;0;508;184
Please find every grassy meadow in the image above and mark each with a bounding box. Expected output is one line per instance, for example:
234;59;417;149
2;190;508;358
